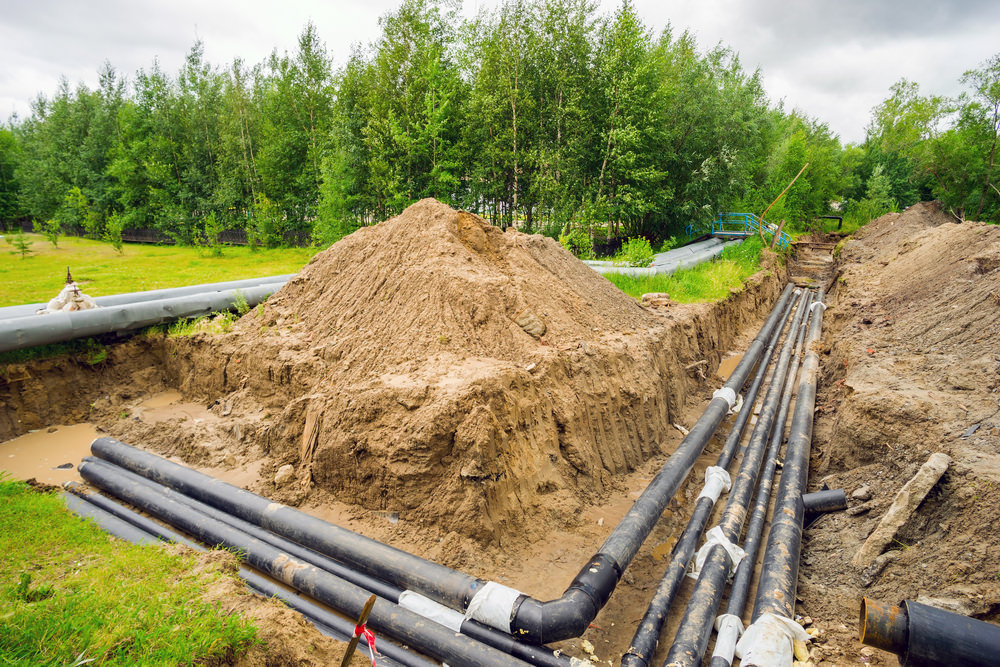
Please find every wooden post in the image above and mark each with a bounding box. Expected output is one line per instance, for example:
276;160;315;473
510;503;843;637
759;163;809;243
341;594;377;667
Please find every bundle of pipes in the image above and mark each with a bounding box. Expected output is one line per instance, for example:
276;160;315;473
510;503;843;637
0;275;290;353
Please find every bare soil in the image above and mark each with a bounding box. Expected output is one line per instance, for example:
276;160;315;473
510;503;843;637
7;199;997;665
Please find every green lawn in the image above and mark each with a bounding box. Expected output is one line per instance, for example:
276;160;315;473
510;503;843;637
0;233;318;307
604;236;771;303
0;476;258;665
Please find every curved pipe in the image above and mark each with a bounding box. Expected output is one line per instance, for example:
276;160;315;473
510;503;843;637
621;289;799;667
860;598;1000;667
78;457;534;667
74;463;575;667
90;284;798;644
63;484;420;667
0;275;293;321
0;282;282;353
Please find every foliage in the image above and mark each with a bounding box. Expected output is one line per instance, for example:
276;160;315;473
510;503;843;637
559;225;593;258
34;217;62;247
5;229;34;258
842;164;898;232
104;211;126;254
615;236;654;267
202;211;225;256
0;478;258;664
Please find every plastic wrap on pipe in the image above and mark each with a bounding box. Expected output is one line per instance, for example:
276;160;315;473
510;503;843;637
0;282;282;353
0;274;292;321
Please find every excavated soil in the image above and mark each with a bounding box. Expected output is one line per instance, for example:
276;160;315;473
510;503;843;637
800;202;1000;664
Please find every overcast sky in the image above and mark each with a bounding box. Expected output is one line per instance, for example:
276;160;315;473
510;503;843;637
1;0;997;144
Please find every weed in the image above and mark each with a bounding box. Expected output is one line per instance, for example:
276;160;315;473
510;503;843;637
256;303;264;318
438;334;450;344
119;410;130;419
233;290;250;317
11;573;54;603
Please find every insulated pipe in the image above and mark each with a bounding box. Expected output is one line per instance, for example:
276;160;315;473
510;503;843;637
0;282;283;353
750;291;825;626
0;275;293;321
709;296;813;667
802;489;847;516
78;458;536;667
90;284;799;645
860;598;1000;667
75;460;576;667
620;290;800;667
64;484;417;667
662;290;813;667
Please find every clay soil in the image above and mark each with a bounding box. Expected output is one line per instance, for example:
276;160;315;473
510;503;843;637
3;199;998;665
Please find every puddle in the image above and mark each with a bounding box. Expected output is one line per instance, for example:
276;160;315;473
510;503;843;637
652;539;678;560
717;353;744;379
132;390;217;424
0;423;99;485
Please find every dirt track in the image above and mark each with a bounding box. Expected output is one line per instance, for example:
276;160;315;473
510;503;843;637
3;200;999;665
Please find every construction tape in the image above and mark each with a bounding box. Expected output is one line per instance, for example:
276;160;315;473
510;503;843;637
398;590;465;631
712;387;738;411
697;466;732;503
353;622;378;667
688;526;746;580
464;581;523;633
809;301;827;312
735;612;811;666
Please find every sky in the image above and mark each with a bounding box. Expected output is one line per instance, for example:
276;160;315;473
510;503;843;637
1;0;997;145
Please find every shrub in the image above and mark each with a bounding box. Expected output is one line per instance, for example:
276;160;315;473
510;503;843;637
615;237;655;267
559;226;593;259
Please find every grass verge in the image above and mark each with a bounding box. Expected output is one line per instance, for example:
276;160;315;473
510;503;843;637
604;237;769;303
0;475;258;665
0;234;317;307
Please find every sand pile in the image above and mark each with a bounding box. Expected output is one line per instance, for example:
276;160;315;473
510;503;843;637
121;199;781;545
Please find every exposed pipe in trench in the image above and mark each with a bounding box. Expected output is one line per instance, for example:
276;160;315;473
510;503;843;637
77;456;564;667
87;283;799;645
708;292;814;667
620;288;802;667
860;597;1000;667
661;290;814;667
73;461;576;667
61;483;424;667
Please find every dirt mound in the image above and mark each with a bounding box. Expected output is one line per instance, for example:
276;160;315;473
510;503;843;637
111;199;777;547
800;201;1000;663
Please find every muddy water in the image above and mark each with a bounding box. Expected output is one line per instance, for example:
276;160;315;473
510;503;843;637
0;423;99;484
716;352;744;379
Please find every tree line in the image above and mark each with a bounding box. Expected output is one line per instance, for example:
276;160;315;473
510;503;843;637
0;0;996;253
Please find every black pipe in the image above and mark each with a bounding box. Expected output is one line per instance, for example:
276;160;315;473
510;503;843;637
90;285;799;645
708;294;813;667
78;457;535;667
512;284;798;644
620;290;800;667
750;291;825;626
860;598;1000;667
802;489;847;516
662;290;813;667
76;458;576;667
64;484;418;667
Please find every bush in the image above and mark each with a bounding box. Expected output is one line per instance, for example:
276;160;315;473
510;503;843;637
34;218;62;248
558;226;593;259
104;211;126;254
615;237;655;267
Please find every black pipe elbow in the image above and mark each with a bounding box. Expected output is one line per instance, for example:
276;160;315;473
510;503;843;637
511;553;621;644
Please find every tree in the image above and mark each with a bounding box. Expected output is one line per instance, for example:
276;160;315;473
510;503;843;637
961;53;1000;219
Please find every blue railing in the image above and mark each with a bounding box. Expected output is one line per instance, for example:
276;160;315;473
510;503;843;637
711;212;791;250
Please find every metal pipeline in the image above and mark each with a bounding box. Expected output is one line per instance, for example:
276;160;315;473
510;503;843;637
89;284;798;645
860;598;1000;667
0;282;283;353
662;290;813;667
62;484;420;667
750;291;825;627
0;275;293;321
621;289;800;667
709;293;814;667
79;457;559;667
73;462;576;667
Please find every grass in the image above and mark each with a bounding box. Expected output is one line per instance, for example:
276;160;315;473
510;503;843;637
0;476;258;665
0;233;317;307
605;236;770;303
